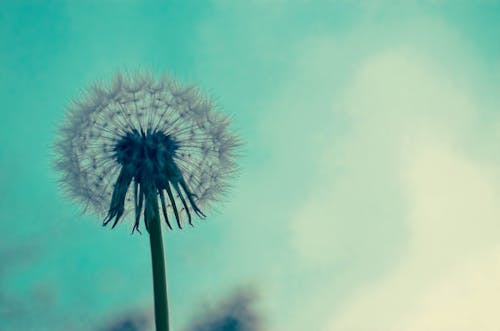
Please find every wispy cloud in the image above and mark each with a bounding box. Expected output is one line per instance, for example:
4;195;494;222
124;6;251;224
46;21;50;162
277;24;500;331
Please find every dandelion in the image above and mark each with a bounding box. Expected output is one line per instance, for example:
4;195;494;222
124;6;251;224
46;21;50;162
54;71;239;331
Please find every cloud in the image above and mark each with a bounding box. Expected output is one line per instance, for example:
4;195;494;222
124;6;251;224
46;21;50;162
281;30;500;331
325;135;500;331
184;289;263;331
291;45;484;265
395;245;500;331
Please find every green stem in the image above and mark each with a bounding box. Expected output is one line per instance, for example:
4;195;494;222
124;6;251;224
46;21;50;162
146;195;170;331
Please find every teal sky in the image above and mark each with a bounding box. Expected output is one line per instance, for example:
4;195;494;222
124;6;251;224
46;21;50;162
1;1;499;330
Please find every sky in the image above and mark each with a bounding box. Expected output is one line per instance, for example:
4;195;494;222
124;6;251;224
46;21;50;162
0;1;499;330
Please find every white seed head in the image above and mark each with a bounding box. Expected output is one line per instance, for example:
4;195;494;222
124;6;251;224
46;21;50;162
54;71;239;231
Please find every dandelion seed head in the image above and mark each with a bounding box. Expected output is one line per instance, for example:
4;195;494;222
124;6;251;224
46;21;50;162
55;71;239;231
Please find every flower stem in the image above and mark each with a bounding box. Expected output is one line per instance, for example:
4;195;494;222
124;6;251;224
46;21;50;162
146;195;170;331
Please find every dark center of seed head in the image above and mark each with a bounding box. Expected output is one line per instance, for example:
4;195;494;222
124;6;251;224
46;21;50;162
113;130;179;176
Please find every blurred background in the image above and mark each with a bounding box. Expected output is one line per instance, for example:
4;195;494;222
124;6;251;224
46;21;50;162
0;1;499;330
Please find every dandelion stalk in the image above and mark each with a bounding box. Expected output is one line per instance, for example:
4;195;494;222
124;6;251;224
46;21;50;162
54;71;239;331
145;193;170;331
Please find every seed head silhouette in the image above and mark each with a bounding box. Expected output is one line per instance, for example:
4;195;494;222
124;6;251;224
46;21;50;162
55;72;239;233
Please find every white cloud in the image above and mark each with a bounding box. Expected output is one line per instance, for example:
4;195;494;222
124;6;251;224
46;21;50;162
286;40;500;330
291;46;481;265
324;136;500;331
396;245;500;331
